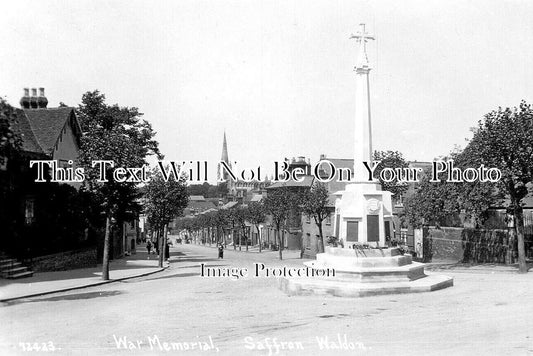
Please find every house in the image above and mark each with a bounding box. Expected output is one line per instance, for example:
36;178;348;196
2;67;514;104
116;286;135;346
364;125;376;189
265;156;314;252
0;88;99;273
301;155;354;257
15;88;82;170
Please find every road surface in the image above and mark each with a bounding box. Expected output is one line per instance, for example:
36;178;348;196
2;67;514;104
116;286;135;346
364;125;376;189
1;243;532;355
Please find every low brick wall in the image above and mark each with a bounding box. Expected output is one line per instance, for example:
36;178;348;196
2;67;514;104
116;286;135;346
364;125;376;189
31;248;98;272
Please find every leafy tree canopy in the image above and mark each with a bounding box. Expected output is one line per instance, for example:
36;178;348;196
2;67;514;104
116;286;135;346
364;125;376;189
373;150;409;199
0;98;22;164
77;90;161;213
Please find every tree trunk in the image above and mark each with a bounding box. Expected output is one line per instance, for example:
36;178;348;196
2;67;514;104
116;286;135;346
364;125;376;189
506;223;516;265
239;229;242;251
245;228;249;252
277;229;283;260
515;206;528;273
257;226;262;253
158;227;164;268
300;233;305;259
102;213;111;280
317;221;325;253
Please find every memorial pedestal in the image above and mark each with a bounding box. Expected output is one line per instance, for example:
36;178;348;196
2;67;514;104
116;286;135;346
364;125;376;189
278;247;453;297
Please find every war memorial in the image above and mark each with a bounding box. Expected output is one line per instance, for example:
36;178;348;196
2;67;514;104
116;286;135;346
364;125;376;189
279;24;454;297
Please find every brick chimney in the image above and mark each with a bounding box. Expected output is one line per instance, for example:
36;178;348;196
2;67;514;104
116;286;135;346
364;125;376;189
23;87;48;109
20;88;30;109
29;88;38;109
37;87;48;108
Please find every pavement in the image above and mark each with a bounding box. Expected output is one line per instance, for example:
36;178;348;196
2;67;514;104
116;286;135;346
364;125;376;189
0;244;167;302
0;242;302;303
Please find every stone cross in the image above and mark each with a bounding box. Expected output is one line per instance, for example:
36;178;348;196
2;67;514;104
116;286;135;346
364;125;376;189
350;23;375;70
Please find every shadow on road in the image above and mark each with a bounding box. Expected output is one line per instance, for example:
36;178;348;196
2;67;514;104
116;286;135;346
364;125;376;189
3;290;124;307
145;272;198;281
172;258;220;263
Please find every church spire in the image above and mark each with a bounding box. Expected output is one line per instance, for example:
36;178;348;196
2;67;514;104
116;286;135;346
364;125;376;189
221;130;229;162
218;130;232;184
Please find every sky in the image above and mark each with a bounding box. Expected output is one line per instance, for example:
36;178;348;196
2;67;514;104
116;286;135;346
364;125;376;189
2;0;533;182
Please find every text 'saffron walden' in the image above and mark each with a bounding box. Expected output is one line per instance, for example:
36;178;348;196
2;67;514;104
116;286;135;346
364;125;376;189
29;159;502;184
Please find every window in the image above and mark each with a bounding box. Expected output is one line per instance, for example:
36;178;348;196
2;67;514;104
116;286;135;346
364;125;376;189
305;215;311;224
25;198;35;225
325;215;332;225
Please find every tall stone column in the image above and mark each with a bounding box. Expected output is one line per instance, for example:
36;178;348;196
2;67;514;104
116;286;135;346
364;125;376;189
332;24;393;248
351;24;375;182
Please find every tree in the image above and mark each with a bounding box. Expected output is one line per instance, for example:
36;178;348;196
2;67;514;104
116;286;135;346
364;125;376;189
195;214;210;244
301;183;331;254
77;90;160;280
145;168;189;267
404;102;533;273
247;202;266;252
264;188;295;260
225;208;239;250
461;102;533;273
0;98;22;166
234;206;249;251
404;169;462;228
206;211;217;245
0;99;23;252
373;150;409;201
213;209;229;245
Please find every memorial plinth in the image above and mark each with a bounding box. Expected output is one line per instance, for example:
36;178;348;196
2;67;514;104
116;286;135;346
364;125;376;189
278;247;453;297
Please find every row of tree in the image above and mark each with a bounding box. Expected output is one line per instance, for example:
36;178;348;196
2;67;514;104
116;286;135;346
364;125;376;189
175;183;332;260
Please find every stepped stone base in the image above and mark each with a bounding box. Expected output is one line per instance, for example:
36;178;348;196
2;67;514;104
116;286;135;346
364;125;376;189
278;247;453;297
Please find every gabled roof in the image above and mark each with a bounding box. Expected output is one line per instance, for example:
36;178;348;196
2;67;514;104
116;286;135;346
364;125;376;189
200;208;218;215
11;107;80;156
12;108;45;155
23;107;79;155
267;175;314;189
187;200;217;210
220;201;239;209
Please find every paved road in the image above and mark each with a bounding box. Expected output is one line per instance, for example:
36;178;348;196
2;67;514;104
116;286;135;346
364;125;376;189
1;244;532;356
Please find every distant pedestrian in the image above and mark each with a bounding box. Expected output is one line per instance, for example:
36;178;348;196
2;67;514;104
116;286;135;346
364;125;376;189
146;240;152;257
218;243;224;259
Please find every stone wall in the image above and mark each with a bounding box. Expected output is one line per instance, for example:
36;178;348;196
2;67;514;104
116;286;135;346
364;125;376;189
425;227;464;262
31;248;97;272
424;227;513;263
